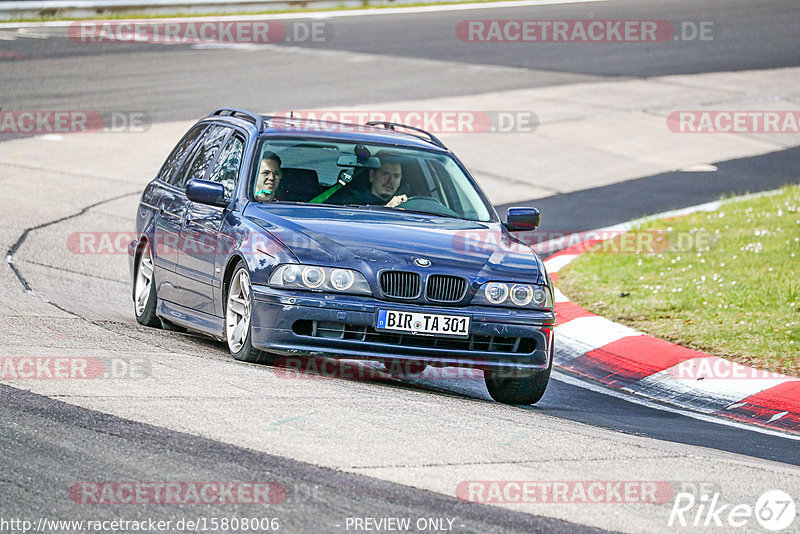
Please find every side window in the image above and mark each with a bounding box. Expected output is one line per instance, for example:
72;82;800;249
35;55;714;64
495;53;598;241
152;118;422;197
175;125;231;189
158;125;207;184
208;135;244;201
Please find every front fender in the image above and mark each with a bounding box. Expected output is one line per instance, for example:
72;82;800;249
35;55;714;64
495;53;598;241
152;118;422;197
215;214;298;313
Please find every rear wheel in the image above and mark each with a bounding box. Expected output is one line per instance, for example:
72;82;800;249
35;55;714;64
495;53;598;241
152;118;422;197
484;340;553;405
225;263;275;364
133;242;161;328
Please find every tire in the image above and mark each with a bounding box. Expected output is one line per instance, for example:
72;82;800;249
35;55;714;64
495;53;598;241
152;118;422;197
160;318;187;332
484;339;553;405
224;262;276;364
133;241;161;328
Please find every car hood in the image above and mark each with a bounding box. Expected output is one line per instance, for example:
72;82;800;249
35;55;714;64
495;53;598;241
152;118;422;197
244;203;545;285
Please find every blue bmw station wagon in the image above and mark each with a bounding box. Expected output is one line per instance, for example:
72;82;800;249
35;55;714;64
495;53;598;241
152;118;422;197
129;108;555;404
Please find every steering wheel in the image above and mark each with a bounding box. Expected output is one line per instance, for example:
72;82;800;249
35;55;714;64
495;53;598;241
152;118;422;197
397;196;460;218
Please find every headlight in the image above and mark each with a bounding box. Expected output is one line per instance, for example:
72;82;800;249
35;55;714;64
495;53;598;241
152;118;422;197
330;269;355;291
532;287;548;306
485;282;509;304
269;264;371;295
474;281;553;309
510;284;533;306
282;265;302;284
301;266;325;288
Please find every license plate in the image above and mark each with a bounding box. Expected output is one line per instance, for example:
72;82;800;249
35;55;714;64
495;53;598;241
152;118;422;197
376;309;470;337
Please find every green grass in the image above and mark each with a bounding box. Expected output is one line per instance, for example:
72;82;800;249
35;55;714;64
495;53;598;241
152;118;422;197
557;184;800;377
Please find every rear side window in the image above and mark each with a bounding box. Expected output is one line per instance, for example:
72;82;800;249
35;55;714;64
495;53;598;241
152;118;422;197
175;125;231;189
209;135;245;201
158;124;207;185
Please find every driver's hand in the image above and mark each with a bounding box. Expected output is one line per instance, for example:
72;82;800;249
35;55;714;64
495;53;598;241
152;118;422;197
384;194;407;208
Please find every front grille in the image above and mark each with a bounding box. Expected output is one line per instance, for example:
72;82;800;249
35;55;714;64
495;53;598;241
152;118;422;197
380;271;421;299
292;320;536;354
426;274;468;303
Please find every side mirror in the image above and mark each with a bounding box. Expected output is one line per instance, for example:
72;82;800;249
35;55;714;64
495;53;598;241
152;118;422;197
186;179;228;208
505;207;540;232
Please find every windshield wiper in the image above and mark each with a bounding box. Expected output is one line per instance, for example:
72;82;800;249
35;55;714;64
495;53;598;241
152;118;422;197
394;207;462;219
339;203;465;220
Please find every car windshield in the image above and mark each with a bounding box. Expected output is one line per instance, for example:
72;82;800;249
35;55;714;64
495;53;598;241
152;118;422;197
251;139;494;222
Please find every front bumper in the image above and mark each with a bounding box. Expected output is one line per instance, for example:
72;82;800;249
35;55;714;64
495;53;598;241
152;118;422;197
250;285;554;371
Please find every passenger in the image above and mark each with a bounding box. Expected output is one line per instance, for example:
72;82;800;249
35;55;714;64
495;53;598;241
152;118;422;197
254;152;283;201
329;154;408;207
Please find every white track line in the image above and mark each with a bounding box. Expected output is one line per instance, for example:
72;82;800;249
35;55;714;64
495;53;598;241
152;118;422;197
552;369;800;442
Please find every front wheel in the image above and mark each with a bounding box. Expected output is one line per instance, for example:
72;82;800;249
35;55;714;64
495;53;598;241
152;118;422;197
134;242;161;328
225;263;275;364
484;342;553;405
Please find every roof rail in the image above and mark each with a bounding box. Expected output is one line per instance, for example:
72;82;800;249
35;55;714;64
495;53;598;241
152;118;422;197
210;108;265;132
365;121;446;149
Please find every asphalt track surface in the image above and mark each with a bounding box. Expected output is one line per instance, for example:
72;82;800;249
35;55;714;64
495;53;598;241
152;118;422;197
2;0;800;119
496;146;800;230
2;0;800;532
1;384;606;534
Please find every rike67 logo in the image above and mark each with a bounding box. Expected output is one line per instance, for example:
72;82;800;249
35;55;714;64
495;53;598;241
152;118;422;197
669;489;796;531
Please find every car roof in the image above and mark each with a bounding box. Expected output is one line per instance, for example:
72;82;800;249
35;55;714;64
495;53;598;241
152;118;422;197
205;108;450;153
261;119;451;152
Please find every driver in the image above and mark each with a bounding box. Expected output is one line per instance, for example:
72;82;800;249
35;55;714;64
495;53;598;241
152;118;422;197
329;153;408;207
254;152;283;201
